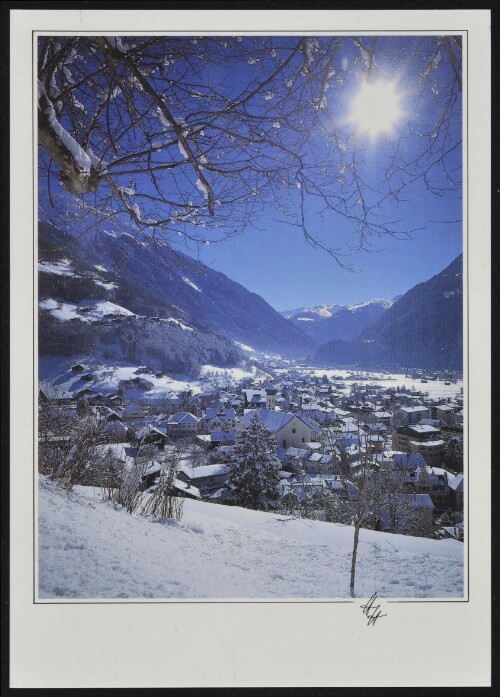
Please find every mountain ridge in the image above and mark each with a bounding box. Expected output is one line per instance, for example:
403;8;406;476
314;255;463;371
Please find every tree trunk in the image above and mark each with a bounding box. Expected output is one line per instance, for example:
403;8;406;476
38;94;100;195
350;523;360;589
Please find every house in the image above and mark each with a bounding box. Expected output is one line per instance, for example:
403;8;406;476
303;452;337;475
140;461;202;500
166;412;200;438
365;434;385;454
210;430;236;447
392;424;446;467
177;463;231;496
238;408;321;449
243;386;276;410
392;452;428;471
135;424;169;449
394;406;430;425
100;420;130;443
284;446;311;472
199;408;237;433
406;466;450;512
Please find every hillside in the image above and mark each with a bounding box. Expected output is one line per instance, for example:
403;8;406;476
314;255;463;371
38;476;463;599
38;221;313;366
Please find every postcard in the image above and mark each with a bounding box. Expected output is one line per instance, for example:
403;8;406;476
9;7;491;689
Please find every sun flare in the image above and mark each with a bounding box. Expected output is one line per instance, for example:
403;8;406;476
349;80;403;137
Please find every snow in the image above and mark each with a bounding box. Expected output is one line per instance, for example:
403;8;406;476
94;280;118;291
166;318;193;332
347;299;393;311
39;299;134;323
182;276;202;292
38;259;77;277
280;367;463;401
199;365;256;381
38;83;92;172
234;341;256;353
38;476;463;599
195;178;209;200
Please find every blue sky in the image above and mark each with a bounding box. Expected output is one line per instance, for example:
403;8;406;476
39;35;462;312
177;35;463;311
187;209;462;311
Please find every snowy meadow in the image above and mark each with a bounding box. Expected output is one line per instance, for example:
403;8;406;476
38;476;463;600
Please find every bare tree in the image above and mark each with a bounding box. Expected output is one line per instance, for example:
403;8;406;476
322;422;426;592
38;35;462;265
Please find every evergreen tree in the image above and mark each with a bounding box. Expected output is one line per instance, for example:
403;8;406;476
229;412;281;510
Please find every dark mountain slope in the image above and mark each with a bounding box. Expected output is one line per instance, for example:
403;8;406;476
38;221;313;372
314;255;463;371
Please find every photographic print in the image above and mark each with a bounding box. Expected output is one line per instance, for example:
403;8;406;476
36;31;466;602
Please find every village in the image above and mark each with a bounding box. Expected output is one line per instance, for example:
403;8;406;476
39;356;464;542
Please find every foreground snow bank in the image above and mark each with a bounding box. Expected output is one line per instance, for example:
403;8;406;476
38;477;463;600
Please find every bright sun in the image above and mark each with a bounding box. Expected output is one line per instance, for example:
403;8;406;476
349;80;403;138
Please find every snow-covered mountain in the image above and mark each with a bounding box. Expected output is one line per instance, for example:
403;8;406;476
38;220;313;375
282;303;344;320
284;299;394;344
314;255;463;371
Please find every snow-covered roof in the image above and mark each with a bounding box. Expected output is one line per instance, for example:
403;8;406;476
179;463;230;479
410;439;446;447
408;424;440;434
239;408;294;432
167;412;199;425
173;478;201;499
448;473;464;492
285;447;310;459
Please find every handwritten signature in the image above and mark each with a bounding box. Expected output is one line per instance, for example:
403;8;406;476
360;593;387;627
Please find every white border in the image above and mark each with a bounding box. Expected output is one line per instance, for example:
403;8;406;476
10;9;491;688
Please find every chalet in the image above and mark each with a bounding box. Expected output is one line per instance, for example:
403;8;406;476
406;466;450;512
199;408;237;433
135;424;169;449
303;452;337;475
177;463;230;496
238;408;321;449
166;412;200;438
243;386;276;410
100;420;129;443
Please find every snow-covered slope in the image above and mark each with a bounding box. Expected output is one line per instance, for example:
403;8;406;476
38;220;313;359
38;477;463;600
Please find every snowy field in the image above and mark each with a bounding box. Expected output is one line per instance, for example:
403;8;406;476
282;367;463;401
39;357;262;402
38;477;463;600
